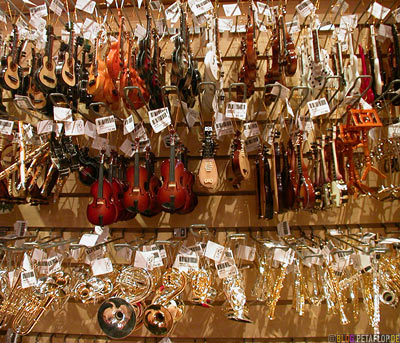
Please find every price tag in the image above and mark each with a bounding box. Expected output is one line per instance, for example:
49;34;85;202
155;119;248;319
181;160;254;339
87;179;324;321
134;251;154;270
271;82;290;100
134;24;147;40
286;20;300;34
21;270;37;288
243;122;260;138
332;0;349;14
188;0;213;16
223;3;241;16
54;106;73;122
37;256;61;275
0;119;14;135
360;98;373;110
14;95;34;110
340;14;358;30
237;245;256;261
14;220;27;237
120;138;135;157
273;248;294;265
29;15;46;30
304;117;315;134
378;24;393;39
123;115;135;135
82;18;100;43
175;254;199;272
84;121;97;138
142;246;163;268
32;248;47;262
91;257;113;276
187;243;205;256
204;240;225;262
296;0;315;18
368;2;390;20
95;116;116;135
85;245;105;262
165;1;180;21
75;0;96;14
388;123;400;138
148;107;171;133
30;4;48;18
230;25;246;33
91;136;109;150
256;2;270;16
226;101;247;120
49;0;64;16
218;18;233;31
215;259;237;279
185;108;200;128
37;120;55;134
8;271;19;288
137;0;143;8
352;252;371;271
143;244;167;259
245;136;260;153
307;98;330;118
65;120;85;136
16;17;28;31
115;247;133;263
79;233;99;247
277;221;290;237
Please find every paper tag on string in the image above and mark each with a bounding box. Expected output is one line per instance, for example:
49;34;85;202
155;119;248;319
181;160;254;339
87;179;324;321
142;246;163;268
54;107;73;122
85;245;105;262
115;247;133;263
131;122;147;141
79;233;99;247
237;245;256;261
30;4;48;18
296;0;315;17
84;121;97;138
0;120;14;135
91;257;113;276
134;251;154;270
14;220;27;237
286;20;300;34
277;221;291;236
340;14;358;31
65;120;84;136
37;120;55;134
75;0;96;14
29;15;46;30
286;99;294;117
134;24;147;40
16;17;28;31
204;241;225;262
273;248;295;265
123;115;135;135
216;259;237;279
226;101;247;120
49;0;64;16
188;0;213;16
307;98;330;118
32;248;47;262
243;122;260;138
91;136;109;151
271;82;290;100
148;107;171;133
120;138;135;157
218;18;233;31
245;136;260;153
21;270;37;288
223;3;241;16
165;1;180;21
368;2;390;20
378;24;393;40
37;256;61;275
0;10;7;24
95;116;116;135
388;123;400;138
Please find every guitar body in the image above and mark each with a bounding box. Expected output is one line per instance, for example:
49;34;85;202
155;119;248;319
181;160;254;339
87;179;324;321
103;78;119;109
58;52;76;87
157;159;186;212
123;165;151;214
0;56;20;91
106;42;121;80
298;177;316;210
198;158;218;189
27;78;47;110
87;178;117;226
35;56;57;92
110;178;125;222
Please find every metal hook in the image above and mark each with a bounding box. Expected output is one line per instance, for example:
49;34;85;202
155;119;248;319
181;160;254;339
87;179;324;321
161;85;190;129
256;83;282;121
373;79;400;110
228;82;247;103
197;81;217;127
123;86;148;120
89;102;124;122
189;224;210;237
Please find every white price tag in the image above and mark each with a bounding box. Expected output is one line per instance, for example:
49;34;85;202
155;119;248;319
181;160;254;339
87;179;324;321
215;259;237;279
223;3;241;16
244;136;260;153
226;101;247;120
185;108;200;128
0;10;7;24
237;245;256;261
214;113;234;138
286;99;294;117
120;138;135;157
65;120;85;136
243;122;260;138
388;123;400;138
116;247;133;262
165;1;180;21
30;4;48;18
37;120;55;134
15;95;34;110
21;270;37;288
187;243;205;256
307;98;330;118
79;233;99;247
273;248;295;265
204;240;225;262
38;256;61;275
82;18;100;43
0;119;14;135
134;24;147;40
352;252;371;271
277;221;291;236
75;0;96;14
286;20;300;34
8;271;19;288
148;107;171;133
230;24;246;33
91;257;113;276
24;124;33;139
16;17;28;30
188;0;213;16
340;14;358;30
218;18;233;31
256;2;271;16
91;136;109;151
368;2;390;20
142;246;163;268
22;253;33;272
271;82;290;100
32;248;47;262
54;107;73;122
296;0;315;18
131;122;147;141
29;15;46;30
85;245;105;262
14;220;27;237
95;116;116;135
304;117;314;133
134;251;154;270
359;98;373;110
49;0;64;16
123;115;135;135
175;254;199;272
84;121;97;138
378;24;393;39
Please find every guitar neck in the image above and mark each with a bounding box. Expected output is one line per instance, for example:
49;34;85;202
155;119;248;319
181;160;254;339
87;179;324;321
134;149;140;187
331;134;341;181
312;29;321;63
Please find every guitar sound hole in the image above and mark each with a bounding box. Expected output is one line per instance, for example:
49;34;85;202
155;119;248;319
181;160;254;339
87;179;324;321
10;63;17;72
46;62;53;70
